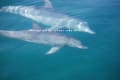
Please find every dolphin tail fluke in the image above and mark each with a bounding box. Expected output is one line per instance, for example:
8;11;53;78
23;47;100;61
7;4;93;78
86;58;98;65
46;46;61;55
87;30;96;34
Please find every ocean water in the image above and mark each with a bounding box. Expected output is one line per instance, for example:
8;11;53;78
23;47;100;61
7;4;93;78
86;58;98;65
0;0;120;80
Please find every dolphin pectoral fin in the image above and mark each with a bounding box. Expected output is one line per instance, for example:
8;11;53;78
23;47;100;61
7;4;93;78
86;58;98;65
44;0;53;9
46;46;61;55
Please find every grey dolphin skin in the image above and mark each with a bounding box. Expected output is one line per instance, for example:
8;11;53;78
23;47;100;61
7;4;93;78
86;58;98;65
0;0;95;34
0;24;87;55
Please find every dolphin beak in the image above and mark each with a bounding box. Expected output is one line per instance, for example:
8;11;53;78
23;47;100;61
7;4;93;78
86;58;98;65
77;45;88;49
87;29;95;34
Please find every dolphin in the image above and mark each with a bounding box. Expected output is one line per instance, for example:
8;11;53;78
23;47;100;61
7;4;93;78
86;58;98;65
0;24;87;55
0;0;95;34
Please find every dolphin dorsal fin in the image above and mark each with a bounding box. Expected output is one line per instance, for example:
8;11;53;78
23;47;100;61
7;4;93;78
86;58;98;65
32;23;41;30
44;0;53;9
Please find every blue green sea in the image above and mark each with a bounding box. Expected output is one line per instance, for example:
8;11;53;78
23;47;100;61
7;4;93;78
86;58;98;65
0;0;120;80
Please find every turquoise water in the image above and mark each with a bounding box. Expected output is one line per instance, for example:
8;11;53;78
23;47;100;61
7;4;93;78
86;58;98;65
0;0;120;80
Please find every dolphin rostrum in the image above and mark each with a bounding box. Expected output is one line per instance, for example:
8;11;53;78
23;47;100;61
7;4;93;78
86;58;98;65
0;0;95;34
0;24;87;55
